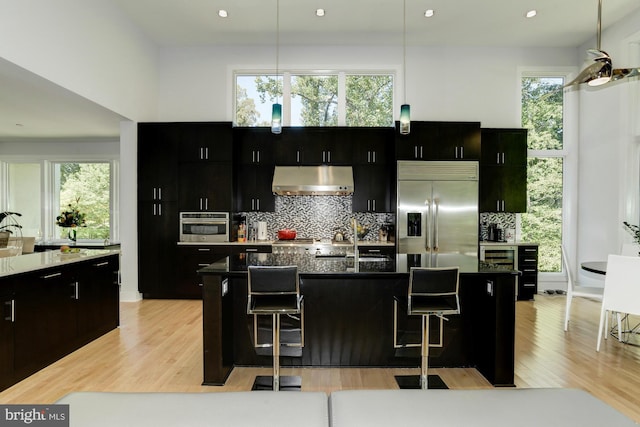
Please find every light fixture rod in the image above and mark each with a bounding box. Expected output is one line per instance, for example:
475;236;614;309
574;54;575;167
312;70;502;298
596;0;602;51
403;0;407;104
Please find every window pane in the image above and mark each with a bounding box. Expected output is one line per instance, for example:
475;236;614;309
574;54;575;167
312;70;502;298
521;77;564;150
8;163;41;238
345;75;394;126
520;157;563;272
291;75;338;126
56;163;110;240
236;75;282;127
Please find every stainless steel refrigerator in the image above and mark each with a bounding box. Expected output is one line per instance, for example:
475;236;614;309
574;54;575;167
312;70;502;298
397;161;479;269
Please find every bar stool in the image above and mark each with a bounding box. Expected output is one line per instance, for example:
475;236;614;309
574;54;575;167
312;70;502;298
247;265;303;391
395;266;460;390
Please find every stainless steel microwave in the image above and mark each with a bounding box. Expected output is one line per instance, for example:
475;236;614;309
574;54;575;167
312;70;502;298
179;212;229;242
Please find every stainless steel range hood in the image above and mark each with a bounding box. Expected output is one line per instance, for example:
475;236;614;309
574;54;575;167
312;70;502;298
272;165;354;196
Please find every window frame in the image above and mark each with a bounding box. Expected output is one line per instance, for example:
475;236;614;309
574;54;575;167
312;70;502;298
519;68;577;284
233;69;396;127
0;155;119;243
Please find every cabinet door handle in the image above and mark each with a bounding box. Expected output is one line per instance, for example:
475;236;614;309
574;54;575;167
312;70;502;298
369;249;381;253
372;199;376;211
460;146;464;158
327;151;331;163
256;151;260;163
93;261;109;267
71;281;79;300
414;146;418;158
158;187;162;200
496;153;500;164
158;203;162;216
205;198;208;211
198;263;210;267
4;300;14;322
296;150;300;163
245;248;258;252
420;146;423;158
256;199;260;211
496;200;500;212
367;151;371;163
367;200;370;211
41;272;62;279
373;151;376;163
153;203;157;216
153;187;157;200
205;147;209;160
486;280;494;297
455;146;459;159
501;200;505;211
200;147;204;160
198;248;211;252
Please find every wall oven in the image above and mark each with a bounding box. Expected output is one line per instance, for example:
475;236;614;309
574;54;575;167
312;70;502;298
179;212;229;242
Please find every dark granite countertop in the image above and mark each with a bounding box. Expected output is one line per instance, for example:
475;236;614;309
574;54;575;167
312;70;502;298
199;252;519;276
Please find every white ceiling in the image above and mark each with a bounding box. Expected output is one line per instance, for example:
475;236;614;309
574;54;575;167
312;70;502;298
1;0;640;141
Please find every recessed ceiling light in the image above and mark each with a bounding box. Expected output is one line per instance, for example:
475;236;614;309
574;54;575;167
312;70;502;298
525;10;537;18
316;8;325;17
424;9;435;18
218;9;228;18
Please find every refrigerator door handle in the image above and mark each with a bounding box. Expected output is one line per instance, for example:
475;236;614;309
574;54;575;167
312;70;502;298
433;198;439;252
425;199;431;252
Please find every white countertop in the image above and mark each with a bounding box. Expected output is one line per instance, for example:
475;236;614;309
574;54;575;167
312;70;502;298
177;240;395;247
480;242;539;246
0;249;120;278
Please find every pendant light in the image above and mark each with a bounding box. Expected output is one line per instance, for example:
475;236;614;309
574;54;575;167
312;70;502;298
399;0;410;135
271;0;282;134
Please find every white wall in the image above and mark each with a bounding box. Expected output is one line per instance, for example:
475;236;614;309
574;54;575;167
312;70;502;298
576;8;640;276
0;0;159;122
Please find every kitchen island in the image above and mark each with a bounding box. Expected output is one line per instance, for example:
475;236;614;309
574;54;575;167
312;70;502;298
0;249;120;391
199;252;518;387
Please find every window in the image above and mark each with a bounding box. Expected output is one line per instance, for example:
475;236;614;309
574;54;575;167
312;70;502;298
235;72;394;127
520;77;565;272
53;162;111;240
2;159;117;243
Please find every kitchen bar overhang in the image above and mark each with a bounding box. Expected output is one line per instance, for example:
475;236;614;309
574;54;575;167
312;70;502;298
199;252;520;387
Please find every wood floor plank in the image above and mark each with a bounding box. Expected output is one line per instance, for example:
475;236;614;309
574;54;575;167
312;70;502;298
0;295;639;422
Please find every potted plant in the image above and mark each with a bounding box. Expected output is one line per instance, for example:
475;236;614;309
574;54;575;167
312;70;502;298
0;211;23;248
623;221;640;255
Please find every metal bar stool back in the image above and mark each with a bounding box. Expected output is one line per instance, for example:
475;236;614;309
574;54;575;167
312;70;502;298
397;266;460;389
247;265;303;391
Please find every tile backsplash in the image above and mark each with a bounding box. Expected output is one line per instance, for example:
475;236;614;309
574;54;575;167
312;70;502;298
240;195;394;242
479;212;516;241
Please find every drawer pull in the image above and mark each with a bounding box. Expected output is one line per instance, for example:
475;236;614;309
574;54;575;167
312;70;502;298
93;261;109;267
41;272;62;279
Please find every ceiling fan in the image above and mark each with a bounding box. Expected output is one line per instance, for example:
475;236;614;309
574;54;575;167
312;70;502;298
565;0;640;88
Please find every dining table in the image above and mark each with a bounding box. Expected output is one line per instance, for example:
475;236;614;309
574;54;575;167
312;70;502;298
580;261;607;275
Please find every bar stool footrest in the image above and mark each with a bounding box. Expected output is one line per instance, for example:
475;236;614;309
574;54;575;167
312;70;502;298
395;375;448;390
252;376;302;391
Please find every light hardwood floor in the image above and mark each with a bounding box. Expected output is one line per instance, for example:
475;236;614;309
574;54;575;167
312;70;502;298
1;294;639;422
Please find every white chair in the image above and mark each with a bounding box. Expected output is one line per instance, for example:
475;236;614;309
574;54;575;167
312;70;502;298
562;245;604;331
596;254;640;351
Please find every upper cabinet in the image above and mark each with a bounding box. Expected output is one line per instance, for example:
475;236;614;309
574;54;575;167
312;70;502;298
234;128;276;212
276;127;351;165
479;128;528;213
177;122;233;163
395;121;481;161
138;123;179;202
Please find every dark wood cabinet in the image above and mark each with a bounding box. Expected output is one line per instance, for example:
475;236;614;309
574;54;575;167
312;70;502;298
234;128;276;212
350;128;392;165
177;123;234;212
0;255;119;392
13;267;77;379
75;257;120;342
235;165;275;212
176;122;233;163
0;279;14;391
279;127;351;165
396;121;481;161
178;163;233;212
138;201;178;298
480;128;528;213
177;246;230;299
352;165;391;212
517;245;538;300
138;123;178;202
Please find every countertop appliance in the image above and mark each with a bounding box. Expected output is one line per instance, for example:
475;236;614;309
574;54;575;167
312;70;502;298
179;212;229;242
397;161;479;266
